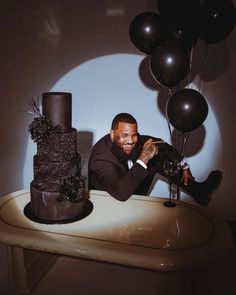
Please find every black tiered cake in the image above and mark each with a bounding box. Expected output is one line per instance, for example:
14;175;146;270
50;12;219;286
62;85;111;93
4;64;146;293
29;92;86;221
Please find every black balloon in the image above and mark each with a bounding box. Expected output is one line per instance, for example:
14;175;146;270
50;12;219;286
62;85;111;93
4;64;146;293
167;88;208;132
199;0;236;44
129;12;163;55
160;17;199;51
157;0;200;51
157;0;200;16
150;44;190;88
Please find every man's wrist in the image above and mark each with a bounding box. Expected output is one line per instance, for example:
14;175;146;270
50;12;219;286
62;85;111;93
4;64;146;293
136;159;147;169
138;152;151;165
181;162;189;170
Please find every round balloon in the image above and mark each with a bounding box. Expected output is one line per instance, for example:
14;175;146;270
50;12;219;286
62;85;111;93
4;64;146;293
157;0;200;16
129;12;163;55
160;16;199;51
149;44;190;88
158;1;201;51
199;0;236;44
166;88;208;132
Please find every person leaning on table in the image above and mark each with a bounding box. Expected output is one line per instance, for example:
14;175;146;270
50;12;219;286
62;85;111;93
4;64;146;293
88;113;222;205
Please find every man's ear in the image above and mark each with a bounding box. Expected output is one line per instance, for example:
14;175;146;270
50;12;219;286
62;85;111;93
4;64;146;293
110;129;114;142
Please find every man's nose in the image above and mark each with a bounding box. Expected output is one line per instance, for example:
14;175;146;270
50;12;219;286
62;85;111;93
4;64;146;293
126;136;134;143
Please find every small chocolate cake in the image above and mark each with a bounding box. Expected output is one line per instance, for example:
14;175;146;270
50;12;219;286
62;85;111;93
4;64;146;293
29;92;86;221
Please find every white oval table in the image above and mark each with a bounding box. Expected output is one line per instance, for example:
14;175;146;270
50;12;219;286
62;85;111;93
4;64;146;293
0;189;233;293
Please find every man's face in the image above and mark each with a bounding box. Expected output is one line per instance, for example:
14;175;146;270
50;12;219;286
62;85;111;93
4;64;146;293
110;122;138;155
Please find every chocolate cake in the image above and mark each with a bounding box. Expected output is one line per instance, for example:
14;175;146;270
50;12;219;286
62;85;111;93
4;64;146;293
29;92;86;222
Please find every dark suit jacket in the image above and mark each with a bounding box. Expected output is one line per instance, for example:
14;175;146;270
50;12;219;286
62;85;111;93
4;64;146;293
88;134;182;201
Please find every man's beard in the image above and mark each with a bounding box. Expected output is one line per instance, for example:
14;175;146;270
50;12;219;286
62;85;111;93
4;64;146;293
111;137;142;163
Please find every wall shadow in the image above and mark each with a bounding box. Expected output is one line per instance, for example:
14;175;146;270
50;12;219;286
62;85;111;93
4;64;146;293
77;131;93;180
138;56;162;91
171;126;207;157
188;40;232;87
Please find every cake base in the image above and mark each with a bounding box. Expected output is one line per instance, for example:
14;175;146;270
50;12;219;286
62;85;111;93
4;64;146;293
30;182;89;221
24;199;93;224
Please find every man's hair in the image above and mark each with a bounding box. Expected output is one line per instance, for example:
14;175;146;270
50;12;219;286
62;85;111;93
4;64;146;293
111;113;137;130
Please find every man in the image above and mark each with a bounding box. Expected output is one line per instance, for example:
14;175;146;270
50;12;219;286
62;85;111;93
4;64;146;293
88;113;222;205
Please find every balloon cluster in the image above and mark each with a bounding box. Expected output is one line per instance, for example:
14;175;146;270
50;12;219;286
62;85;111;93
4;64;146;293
129;0;235;88
129;0;235;133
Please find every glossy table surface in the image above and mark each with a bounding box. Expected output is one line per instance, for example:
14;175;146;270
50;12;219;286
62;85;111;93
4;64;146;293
0;189;233;271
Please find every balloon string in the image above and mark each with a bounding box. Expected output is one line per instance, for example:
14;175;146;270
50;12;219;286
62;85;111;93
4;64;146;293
166;87;180;161
187;45;194;88
180;133;189;160
166;88;173;139
177;131;181;152
197;42;209;92
175;132;189;201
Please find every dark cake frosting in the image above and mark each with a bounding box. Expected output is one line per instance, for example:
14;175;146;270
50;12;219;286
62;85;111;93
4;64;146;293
30;92;86;221
30;184;85;221
43;92;72;132
33;154;80;191
37;128;78;161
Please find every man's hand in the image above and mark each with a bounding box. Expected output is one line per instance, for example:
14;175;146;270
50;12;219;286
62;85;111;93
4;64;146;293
138;139;163;165
182;168;194;185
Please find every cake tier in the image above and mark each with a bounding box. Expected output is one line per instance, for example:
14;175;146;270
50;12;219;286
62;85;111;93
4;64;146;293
30;182;85;221
33;153;81;191
42;92;72;132
37;128;78;161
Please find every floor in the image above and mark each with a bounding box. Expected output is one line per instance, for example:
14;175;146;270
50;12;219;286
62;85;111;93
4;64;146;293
27;237;236;295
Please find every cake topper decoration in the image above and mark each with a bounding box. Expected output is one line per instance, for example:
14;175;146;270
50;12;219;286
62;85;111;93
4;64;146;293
28;97;61;145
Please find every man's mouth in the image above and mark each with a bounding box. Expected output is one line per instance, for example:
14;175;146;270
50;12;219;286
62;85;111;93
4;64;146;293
123;144;133;152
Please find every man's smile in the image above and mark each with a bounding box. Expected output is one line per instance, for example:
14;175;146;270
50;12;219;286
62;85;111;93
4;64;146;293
122;144;135;154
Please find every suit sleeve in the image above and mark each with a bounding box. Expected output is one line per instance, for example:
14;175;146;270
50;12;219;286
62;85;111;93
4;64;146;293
158;141;182;163
89;151;149;201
